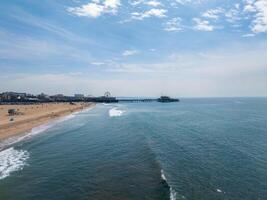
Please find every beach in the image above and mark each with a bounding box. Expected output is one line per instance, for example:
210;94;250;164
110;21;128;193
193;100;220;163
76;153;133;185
0;102;95;141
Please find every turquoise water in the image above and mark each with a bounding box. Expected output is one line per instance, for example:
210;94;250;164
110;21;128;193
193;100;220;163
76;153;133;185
0;98;267;200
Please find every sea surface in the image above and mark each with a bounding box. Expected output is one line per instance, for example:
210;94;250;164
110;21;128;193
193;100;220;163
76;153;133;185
0;98;267;200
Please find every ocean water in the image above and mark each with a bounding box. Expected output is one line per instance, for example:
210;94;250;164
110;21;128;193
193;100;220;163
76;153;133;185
0;98;267;200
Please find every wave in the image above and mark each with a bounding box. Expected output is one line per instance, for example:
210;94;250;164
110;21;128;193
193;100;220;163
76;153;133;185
76;106;95;114
109;108;125;117
0;147;29;180
0;109;88;151
161;170;177;200
216;188;223;193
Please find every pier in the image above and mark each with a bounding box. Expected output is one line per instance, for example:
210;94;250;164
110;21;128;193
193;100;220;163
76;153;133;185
117;98;157;103
87;94;180;103
0;91;179;104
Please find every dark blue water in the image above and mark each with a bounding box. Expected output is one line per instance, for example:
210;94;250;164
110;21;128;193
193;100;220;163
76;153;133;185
1;98;267;200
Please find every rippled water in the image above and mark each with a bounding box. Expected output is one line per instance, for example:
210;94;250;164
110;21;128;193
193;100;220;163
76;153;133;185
0;98;267;200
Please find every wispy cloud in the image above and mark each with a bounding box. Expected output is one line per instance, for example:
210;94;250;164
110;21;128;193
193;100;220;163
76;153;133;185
8;8;99;48
174;0;192;5
91;62;105;66
130;0;163;7
122;50;139;56
242;33;255;37
172;0;204;6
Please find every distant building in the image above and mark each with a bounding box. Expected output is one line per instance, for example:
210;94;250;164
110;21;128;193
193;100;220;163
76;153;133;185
37;93;51;101
74;94;84;98
54;94;64;97
0;92;27;101
50;94;66;101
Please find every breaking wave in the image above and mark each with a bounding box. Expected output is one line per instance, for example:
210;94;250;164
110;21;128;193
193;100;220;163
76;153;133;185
0;147;29;180
0;111;81;151
109;108;125;117
161;170;177;200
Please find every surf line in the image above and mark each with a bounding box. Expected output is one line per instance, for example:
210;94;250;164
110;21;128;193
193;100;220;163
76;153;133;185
0;106;94;151
161;169;177;200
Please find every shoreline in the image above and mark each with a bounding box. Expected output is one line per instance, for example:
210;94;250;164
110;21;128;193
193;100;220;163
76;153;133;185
0;102;95;142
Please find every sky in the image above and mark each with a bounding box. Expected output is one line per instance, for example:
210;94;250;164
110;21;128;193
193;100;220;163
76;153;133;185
0;0;266;97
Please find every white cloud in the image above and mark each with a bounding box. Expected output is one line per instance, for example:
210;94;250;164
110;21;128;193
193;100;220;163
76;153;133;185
164;17;183;32
67;0;120;18
104;0;120;9
68;3;104;18
129;0;143;6
131;8;167;20
244;2;257;13
243;0;267;33
251;0;267;33
145;0;162;7
122;50;139;56
202;8;224;19
193;18;214;31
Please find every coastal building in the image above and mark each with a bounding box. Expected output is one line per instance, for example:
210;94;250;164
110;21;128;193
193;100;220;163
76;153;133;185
37;93;52;102
0;92;27;102
74;94;84;98
50;94;66;101
74;94;85;101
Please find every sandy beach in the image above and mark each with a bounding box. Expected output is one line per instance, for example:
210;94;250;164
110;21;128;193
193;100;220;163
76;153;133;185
0;102;95;141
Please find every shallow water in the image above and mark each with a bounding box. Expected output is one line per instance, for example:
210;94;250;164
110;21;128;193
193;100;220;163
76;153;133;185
0;98;267;200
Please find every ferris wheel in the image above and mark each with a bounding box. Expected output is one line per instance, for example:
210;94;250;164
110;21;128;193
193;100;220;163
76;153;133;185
104;91;111;98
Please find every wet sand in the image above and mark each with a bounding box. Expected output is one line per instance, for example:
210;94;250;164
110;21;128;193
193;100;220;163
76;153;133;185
0;102;95;141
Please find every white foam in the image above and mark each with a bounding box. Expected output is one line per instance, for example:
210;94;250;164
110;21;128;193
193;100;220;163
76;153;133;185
216;188;222;193
0;110;85;151
161;170;177;200
109;108;125;117
75;106;95;114
0;108;94;179
0;147;29;180
170;187;177;200
0;125;51;151
161;169;167;181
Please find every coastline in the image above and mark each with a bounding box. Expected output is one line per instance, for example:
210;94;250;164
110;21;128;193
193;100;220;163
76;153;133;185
0;102;95;142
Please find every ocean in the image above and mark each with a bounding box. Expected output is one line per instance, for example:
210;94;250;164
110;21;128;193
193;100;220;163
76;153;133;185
0;98;267;200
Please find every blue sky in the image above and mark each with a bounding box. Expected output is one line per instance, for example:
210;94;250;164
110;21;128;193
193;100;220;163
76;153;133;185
0;0;266;97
